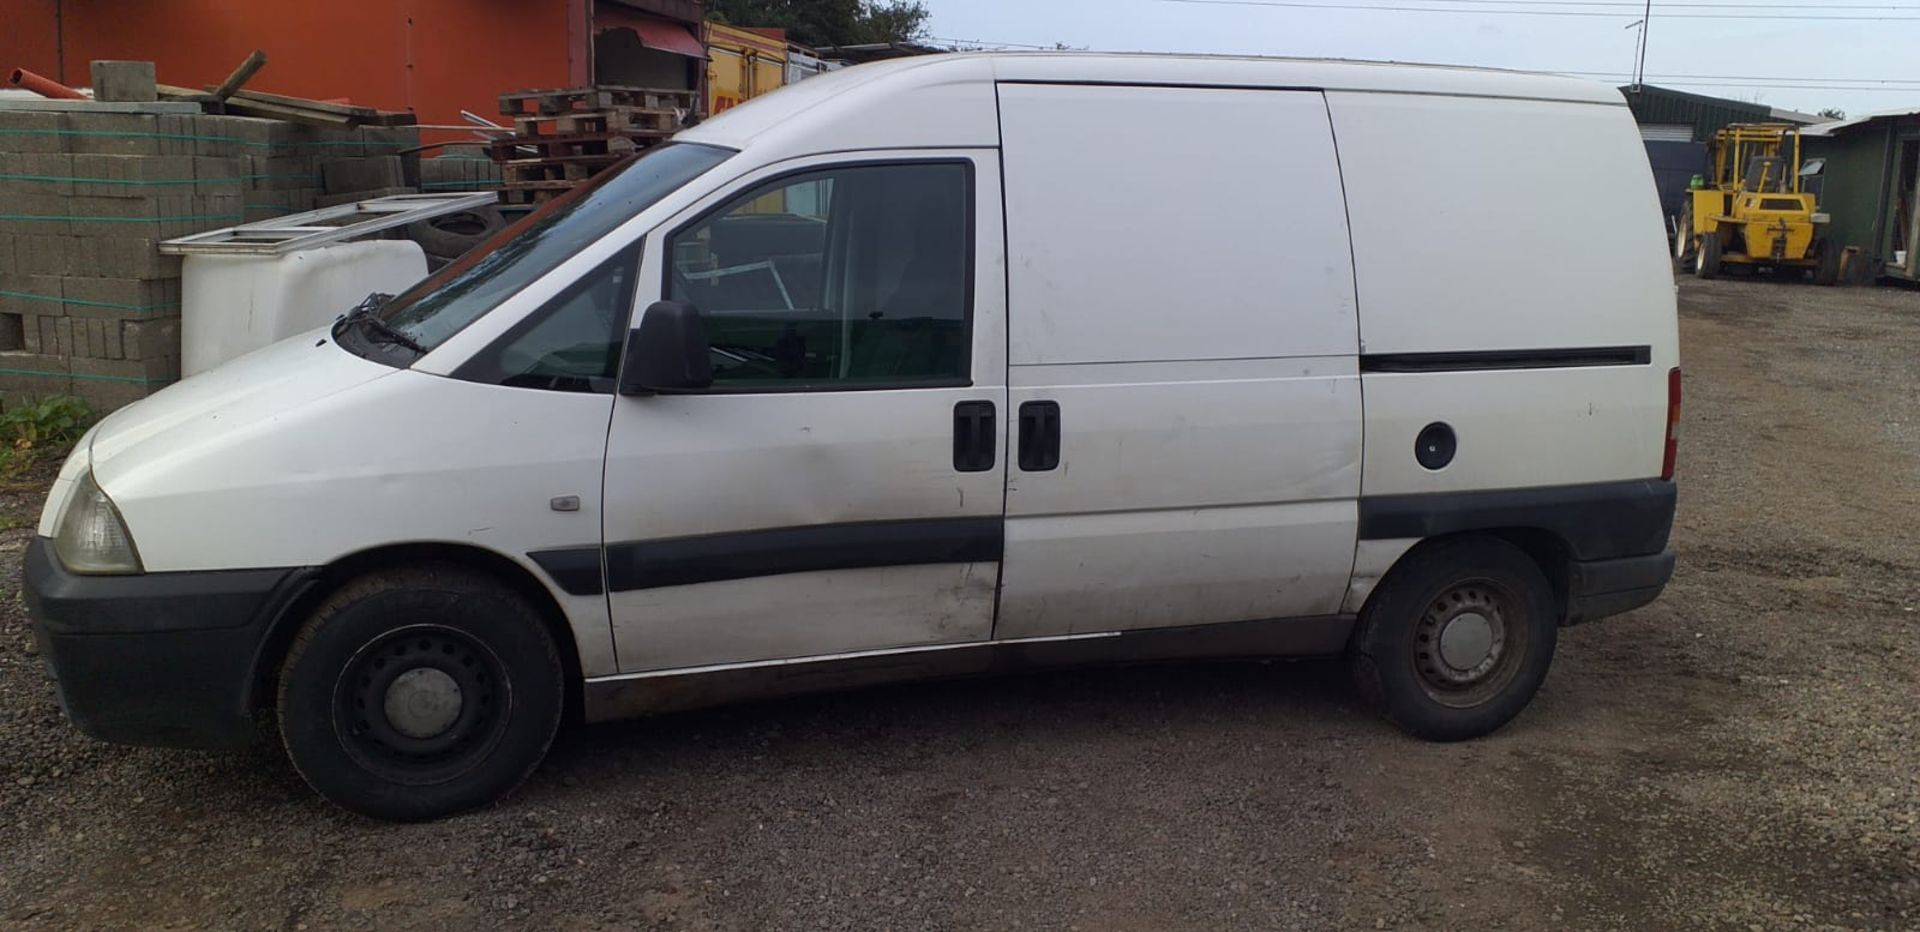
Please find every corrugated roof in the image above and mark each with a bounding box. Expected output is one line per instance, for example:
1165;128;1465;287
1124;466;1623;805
1803;106;1920;137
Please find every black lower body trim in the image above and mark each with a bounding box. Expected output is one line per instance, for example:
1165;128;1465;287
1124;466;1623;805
583;615;1355;720
604;516;1003;593
22;537;314;750
1359;479;1676;562
1567;550;1676;625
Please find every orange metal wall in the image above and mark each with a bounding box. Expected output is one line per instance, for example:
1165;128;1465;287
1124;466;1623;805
2;0;587;130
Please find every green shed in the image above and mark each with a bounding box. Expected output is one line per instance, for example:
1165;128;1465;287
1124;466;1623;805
1804;109;1920;282
1621;85;1776;143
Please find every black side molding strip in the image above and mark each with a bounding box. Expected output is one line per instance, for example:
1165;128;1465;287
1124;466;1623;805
1359;479;1676;562
529;547;606;597
1360;345;1651;373
605;517;1004;593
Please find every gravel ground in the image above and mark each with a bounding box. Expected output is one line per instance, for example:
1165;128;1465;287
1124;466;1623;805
1;275;1917;931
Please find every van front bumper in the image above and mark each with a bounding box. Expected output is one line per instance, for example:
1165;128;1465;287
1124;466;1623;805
21;537;317;750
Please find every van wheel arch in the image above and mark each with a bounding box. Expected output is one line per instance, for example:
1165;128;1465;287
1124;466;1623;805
1364;528;1573;624
247;544;585;723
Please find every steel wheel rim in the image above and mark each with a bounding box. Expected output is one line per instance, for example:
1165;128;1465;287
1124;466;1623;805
1411;579;1527;708
332;624;513;785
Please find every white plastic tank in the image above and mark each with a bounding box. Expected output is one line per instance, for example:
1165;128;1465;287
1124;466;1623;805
180;240;428;376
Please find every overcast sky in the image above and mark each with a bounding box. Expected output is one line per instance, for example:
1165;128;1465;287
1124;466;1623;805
920;0;1920;118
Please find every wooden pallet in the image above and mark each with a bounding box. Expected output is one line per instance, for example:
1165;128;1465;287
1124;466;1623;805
487;131;662;163
500;153;625;184
511;107;682;137
499;85;697;117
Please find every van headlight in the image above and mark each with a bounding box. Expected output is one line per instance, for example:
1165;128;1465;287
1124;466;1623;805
53;471;143;575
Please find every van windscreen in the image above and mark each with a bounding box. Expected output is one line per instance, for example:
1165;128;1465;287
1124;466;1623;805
366;142;734;359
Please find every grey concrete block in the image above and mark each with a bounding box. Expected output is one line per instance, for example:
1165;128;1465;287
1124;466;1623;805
0;274;64;317
89;61;159;103
122;317;180;361
0;154;75;197
64;112;162;156
242;154;319;190
0;351;72;397
13;235;74;275
192;156;245;194
21;313;41;354
53;317;74;357
62;236;179;280
68;154;197;198
0;111;68;153
321;156;404;194
75;349;175;382
61;277;180;318
5;195;73;234
101;316;123;358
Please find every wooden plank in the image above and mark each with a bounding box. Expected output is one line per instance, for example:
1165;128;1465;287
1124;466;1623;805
211;50;268;100
225;88;379;119
217;96;357;126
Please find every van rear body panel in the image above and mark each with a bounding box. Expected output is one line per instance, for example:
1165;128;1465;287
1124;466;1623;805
1325;90;1680;497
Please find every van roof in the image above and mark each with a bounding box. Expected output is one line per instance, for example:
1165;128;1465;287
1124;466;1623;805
677;51;1625;153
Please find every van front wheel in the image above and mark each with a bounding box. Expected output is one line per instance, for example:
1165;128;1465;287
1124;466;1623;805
1348;537;1558;741
276;564;564;821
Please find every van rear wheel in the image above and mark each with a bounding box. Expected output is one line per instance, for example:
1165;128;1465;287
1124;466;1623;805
1348;537;1558;741
276;564;564;821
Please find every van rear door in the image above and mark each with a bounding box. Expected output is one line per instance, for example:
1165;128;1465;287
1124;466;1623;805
992;83;1363;639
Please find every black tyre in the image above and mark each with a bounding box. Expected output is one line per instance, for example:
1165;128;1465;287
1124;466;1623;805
1813;238;1841;287
1672;204;1694;268
277;564;564;821
1695;231;1723;279
405;206;506;261
1348;537;1559;741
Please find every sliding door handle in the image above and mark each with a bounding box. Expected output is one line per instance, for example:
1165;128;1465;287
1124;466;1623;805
1018;400;1060;472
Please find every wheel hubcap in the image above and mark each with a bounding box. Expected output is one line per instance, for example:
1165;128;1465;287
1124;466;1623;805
1438;612;1495;672
333;625;511;784
1414;581;1522;706
383;667;464;739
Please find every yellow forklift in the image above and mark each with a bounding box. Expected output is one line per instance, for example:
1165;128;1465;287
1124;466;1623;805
1676;123;1839;285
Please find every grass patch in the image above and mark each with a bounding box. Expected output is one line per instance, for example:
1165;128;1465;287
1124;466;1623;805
0;396;92;477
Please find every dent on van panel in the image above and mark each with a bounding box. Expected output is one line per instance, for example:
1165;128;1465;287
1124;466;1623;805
1343;538;1419;614
611;562;999;672
995;501;1357;639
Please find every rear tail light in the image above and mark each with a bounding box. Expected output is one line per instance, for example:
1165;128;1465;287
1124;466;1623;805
1661;367;1682;481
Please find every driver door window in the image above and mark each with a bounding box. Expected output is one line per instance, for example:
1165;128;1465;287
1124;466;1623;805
666;161;972;388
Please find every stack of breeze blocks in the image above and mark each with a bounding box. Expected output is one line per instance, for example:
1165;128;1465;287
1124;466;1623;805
0;104;422;413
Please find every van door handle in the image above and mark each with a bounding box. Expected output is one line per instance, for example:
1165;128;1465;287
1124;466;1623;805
952;400;996;472
1017;400;1061;471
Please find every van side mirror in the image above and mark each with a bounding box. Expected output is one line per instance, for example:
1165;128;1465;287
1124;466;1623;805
619;300;713;395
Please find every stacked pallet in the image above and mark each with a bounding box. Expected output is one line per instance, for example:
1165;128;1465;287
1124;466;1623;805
0;106;419;412
490;86;695;205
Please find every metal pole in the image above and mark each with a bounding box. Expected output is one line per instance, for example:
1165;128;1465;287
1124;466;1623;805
1635;0;1654;86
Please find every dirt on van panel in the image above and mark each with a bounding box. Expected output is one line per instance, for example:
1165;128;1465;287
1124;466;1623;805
0;276;1916;931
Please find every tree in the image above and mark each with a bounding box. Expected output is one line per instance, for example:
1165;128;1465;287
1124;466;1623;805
1818;107;1846;120
706;0;931;47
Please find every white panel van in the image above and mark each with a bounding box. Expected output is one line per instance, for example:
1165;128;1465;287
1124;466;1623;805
24;54;1681;820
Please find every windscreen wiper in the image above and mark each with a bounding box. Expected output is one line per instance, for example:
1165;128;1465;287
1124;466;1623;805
337;293;426;355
